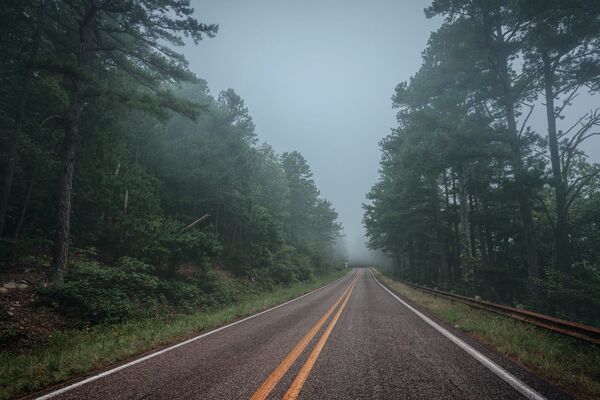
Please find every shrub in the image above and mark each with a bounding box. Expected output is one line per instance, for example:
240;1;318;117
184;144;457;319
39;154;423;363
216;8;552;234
159;280;205;310
194;270;253;306
531;262;600;326
39;256;259;324
138;217;222;277
0;325;18;347
268;246;314;286
39;258;162;324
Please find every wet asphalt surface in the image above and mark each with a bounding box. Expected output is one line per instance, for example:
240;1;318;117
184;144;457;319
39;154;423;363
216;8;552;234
30;269;572;400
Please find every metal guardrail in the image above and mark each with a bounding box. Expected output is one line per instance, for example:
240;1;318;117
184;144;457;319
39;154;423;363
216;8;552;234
387;277;600;345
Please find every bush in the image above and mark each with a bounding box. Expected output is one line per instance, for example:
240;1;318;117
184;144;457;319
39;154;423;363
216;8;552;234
0;325;19;347
39;256;260;324
268;246;314;286
40;258;162;324
115;256;155;274
159;280;205;310
137;217;222;277
531;262;600;326
195;270;255;306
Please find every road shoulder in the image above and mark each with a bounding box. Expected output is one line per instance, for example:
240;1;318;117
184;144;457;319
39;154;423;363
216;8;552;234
372;269;595;400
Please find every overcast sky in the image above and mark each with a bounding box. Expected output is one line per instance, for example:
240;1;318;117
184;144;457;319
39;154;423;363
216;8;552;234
184;1;599;261
183;0;441;260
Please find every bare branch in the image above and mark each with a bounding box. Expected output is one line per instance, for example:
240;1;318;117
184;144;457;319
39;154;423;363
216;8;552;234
180;214;211;233
567;168;600;209
554;86;580;119
518;103;534;139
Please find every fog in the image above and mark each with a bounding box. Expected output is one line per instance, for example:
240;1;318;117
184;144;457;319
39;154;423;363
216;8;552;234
184;0;599;263
2;4;600;393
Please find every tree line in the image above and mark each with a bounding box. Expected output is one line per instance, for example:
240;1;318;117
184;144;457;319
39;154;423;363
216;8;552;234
364;0;600;324
0;0;343;292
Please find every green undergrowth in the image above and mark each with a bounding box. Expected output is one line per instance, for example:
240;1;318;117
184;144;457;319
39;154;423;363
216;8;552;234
0;269;346;400
373;269;600;400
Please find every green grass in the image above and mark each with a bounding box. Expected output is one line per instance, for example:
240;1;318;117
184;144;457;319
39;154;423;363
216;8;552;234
0;269;347;400
373;270;600;400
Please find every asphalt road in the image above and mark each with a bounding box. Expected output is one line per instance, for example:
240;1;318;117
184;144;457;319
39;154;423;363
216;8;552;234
32;269;571;400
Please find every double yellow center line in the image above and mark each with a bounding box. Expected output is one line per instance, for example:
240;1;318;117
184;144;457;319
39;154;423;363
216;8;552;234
251;273;359;400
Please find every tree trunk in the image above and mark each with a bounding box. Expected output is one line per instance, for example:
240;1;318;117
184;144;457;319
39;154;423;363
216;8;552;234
120;189;128;243
486;222;494;264
468;193;477;258
451;169;460;283
51;88;82;282
506;102;540;279
430;175;449;288
408;239;416;281
443;169;451;209
51;2;96;282
478;222;488;266
542;53;570;272
457;165;475;291
495;25;540;279
457;167;471;256
0;129;21;236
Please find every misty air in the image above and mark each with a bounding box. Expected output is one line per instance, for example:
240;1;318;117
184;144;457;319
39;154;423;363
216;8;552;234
1;1;599;399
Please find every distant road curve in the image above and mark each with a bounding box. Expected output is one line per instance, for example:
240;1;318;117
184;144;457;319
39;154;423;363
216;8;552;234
28;269;571;400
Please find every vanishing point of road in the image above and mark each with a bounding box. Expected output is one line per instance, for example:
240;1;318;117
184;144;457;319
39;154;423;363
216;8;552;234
31;269;571;400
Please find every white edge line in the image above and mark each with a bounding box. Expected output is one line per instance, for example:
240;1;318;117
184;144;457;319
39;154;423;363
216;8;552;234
369;270;546;400
33;271;354;400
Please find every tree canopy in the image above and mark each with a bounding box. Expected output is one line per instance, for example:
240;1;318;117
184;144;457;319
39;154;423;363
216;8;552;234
0;1;343;297
364;0;600;325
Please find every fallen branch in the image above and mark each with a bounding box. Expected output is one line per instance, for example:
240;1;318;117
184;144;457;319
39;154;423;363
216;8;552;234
180;213;210;233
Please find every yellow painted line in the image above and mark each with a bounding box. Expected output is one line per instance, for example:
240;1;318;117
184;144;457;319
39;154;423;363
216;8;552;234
250;274;358;400
282;275;358;400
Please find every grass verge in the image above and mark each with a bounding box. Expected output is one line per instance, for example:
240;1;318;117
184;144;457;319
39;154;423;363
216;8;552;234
373;269;600;400
0;269;347;400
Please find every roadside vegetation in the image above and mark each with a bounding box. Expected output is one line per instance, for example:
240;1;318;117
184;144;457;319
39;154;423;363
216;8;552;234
0;2;345;338
374;270;600;400
0;268;346;400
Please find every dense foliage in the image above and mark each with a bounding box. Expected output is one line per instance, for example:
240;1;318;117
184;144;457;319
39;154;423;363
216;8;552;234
364;0;600;325
0;0;342;323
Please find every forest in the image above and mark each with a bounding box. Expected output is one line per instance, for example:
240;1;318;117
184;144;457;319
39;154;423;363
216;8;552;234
364;0;600;325
0;0;343;328
2;2;600;400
